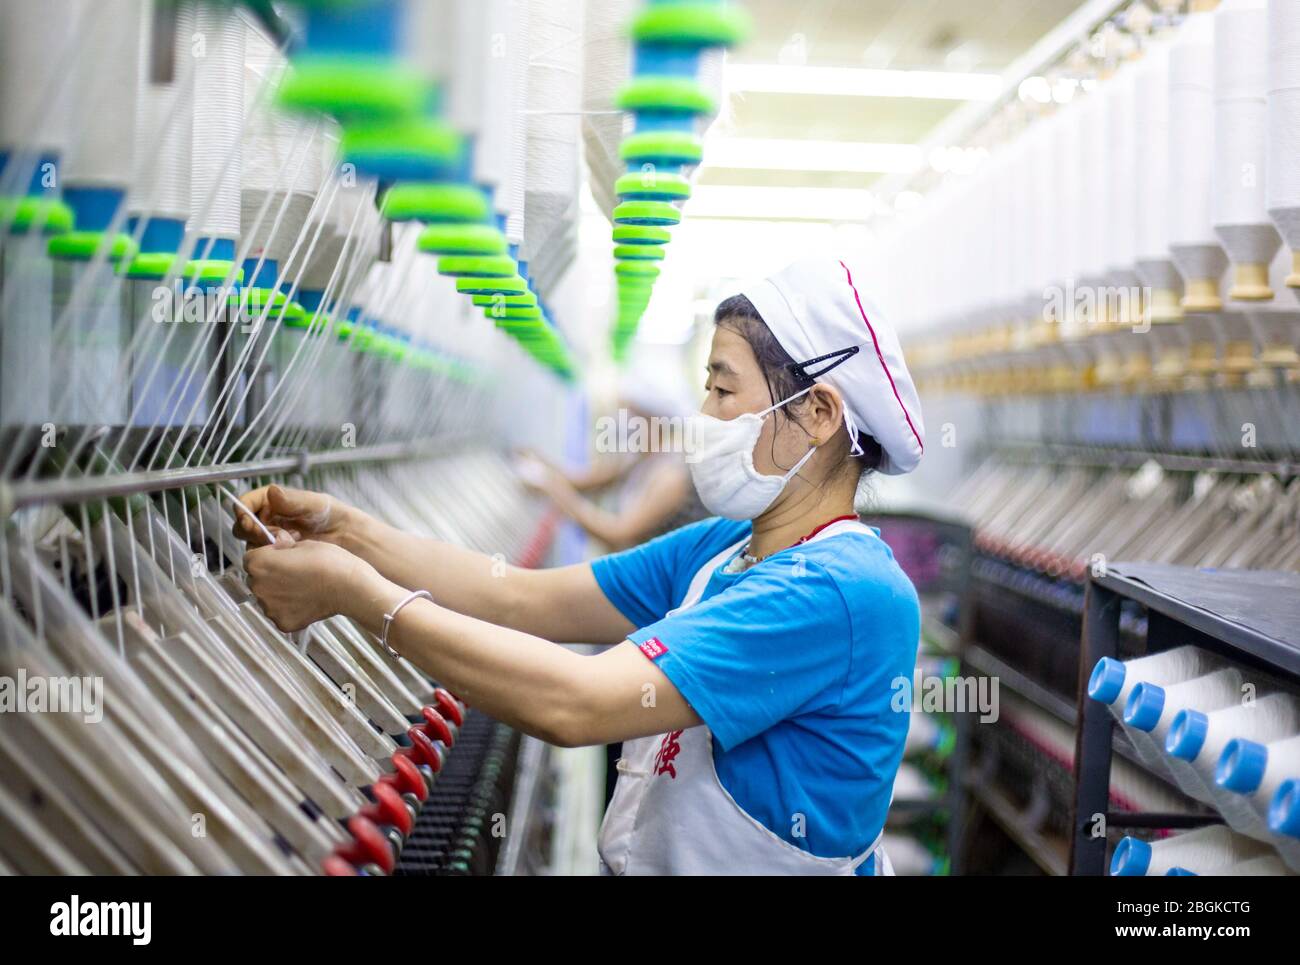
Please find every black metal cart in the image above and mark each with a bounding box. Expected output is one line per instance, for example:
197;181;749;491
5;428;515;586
1068;563;1300;875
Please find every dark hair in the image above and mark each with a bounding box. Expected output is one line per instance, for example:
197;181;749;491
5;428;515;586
713;294;882;479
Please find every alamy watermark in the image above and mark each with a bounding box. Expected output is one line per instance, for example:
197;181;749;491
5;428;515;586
0;669;103;724
595;409;701;456
1043;282;1153;334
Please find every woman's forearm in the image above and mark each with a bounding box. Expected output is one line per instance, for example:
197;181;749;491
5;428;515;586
333;505;637;645
347;580;593;746
337;511;526;627
345;575;698;747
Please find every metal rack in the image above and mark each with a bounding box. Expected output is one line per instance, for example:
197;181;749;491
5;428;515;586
1069;563;1300;875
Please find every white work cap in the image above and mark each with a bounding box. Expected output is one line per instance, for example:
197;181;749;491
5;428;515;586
740;257;925;475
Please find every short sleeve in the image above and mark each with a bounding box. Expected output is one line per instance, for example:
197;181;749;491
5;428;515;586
627;557;853;751
590;517;743;628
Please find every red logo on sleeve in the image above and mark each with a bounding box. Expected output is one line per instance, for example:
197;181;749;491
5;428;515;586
638;637;668;660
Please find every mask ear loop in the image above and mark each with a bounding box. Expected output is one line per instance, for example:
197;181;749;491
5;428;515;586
756;382;815;419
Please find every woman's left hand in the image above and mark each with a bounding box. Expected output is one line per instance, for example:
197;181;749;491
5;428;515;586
244;537;382;632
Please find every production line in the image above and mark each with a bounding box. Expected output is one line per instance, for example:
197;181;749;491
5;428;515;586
0;0;1298;894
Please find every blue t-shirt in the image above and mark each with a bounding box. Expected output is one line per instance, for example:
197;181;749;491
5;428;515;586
591;516;920;872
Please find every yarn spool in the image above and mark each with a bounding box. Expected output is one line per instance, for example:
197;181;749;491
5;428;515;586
1105;64;1143;322
63;0;142;202
1134;37;1185;322
1217;732;1300;865
130;0;196;228
1089;647;1220;773
474;0;514;203
523;0;582;268
504;0;530;247
242;28;323;270
1077;89;1111;330
1110;825;1268;876
1168;8;1229;313
189;4;245;267
1165;692;1300;812
0;0;81;181
1266;0;1300;287
582;0;638;221
1213;0;1281;302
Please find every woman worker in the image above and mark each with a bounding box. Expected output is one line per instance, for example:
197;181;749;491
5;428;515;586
238;257;926;875
516;375;706;551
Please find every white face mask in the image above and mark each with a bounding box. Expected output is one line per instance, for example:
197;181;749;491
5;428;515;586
685;386;817;520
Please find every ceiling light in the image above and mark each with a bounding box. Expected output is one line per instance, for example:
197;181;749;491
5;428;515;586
701;137;923;175
686;185;886;222
725;63;1003;101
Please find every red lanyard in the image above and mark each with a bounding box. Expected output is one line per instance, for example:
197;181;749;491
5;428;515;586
792;514;860;548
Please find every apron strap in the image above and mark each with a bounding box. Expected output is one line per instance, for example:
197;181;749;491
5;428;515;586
847;828;885;873
668;538;749;614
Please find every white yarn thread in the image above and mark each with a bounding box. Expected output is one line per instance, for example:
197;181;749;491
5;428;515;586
0;0;82;155
1213;0;1282;278
1027;120;1057;320
581;0;637;221
1127;668;1246;742
242;27;322;262
1095;645;1218;710
64;0;142;190
130;0;196;222
522;0;582;265
189;4;243;242
1050;108;1083;291
1164;691;1300;811
291;124;342;291
1134;38;1183;294
474;0;513;194
448;0;489;140
1168;11;1229;290
505;0;530;245
1077;88;1111;291
1220;855;1295;875
1228;733;1300;806
1180;693;1300;770
1121;825;1268;875
1266;0;1300;254
403;0;455;92
1106;64;1142;290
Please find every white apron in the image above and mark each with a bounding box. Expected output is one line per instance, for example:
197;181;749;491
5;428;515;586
597;518;895;876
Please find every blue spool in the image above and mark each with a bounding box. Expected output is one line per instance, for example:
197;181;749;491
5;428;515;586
64;187;123;234
303;0;399;56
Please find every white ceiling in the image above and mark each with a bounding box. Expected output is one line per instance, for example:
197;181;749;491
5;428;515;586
697;0;1089;207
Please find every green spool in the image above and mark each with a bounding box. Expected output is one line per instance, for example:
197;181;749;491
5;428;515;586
488;306;543;320
2;195;74;236
615;260;662;278
418;223;507;255
620;130;704;166
277;55;429;120
612;224;671;245
437;254;516;278
381;183;489;223
122;251;181;279
48;231;136;263
613;200;681;226
613;244;665;260
615;76;717;115
183;259;242;284
615;170;692;201
630;2;751;47
341;116;462;169
456;275;527;295
471;292;536;308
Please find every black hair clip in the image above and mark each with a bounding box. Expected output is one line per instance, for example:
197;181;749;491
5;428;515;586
788;344;860;382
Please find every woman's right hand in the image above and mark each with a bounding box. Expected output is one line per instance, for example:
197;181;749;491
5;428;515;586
234;484;353;547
